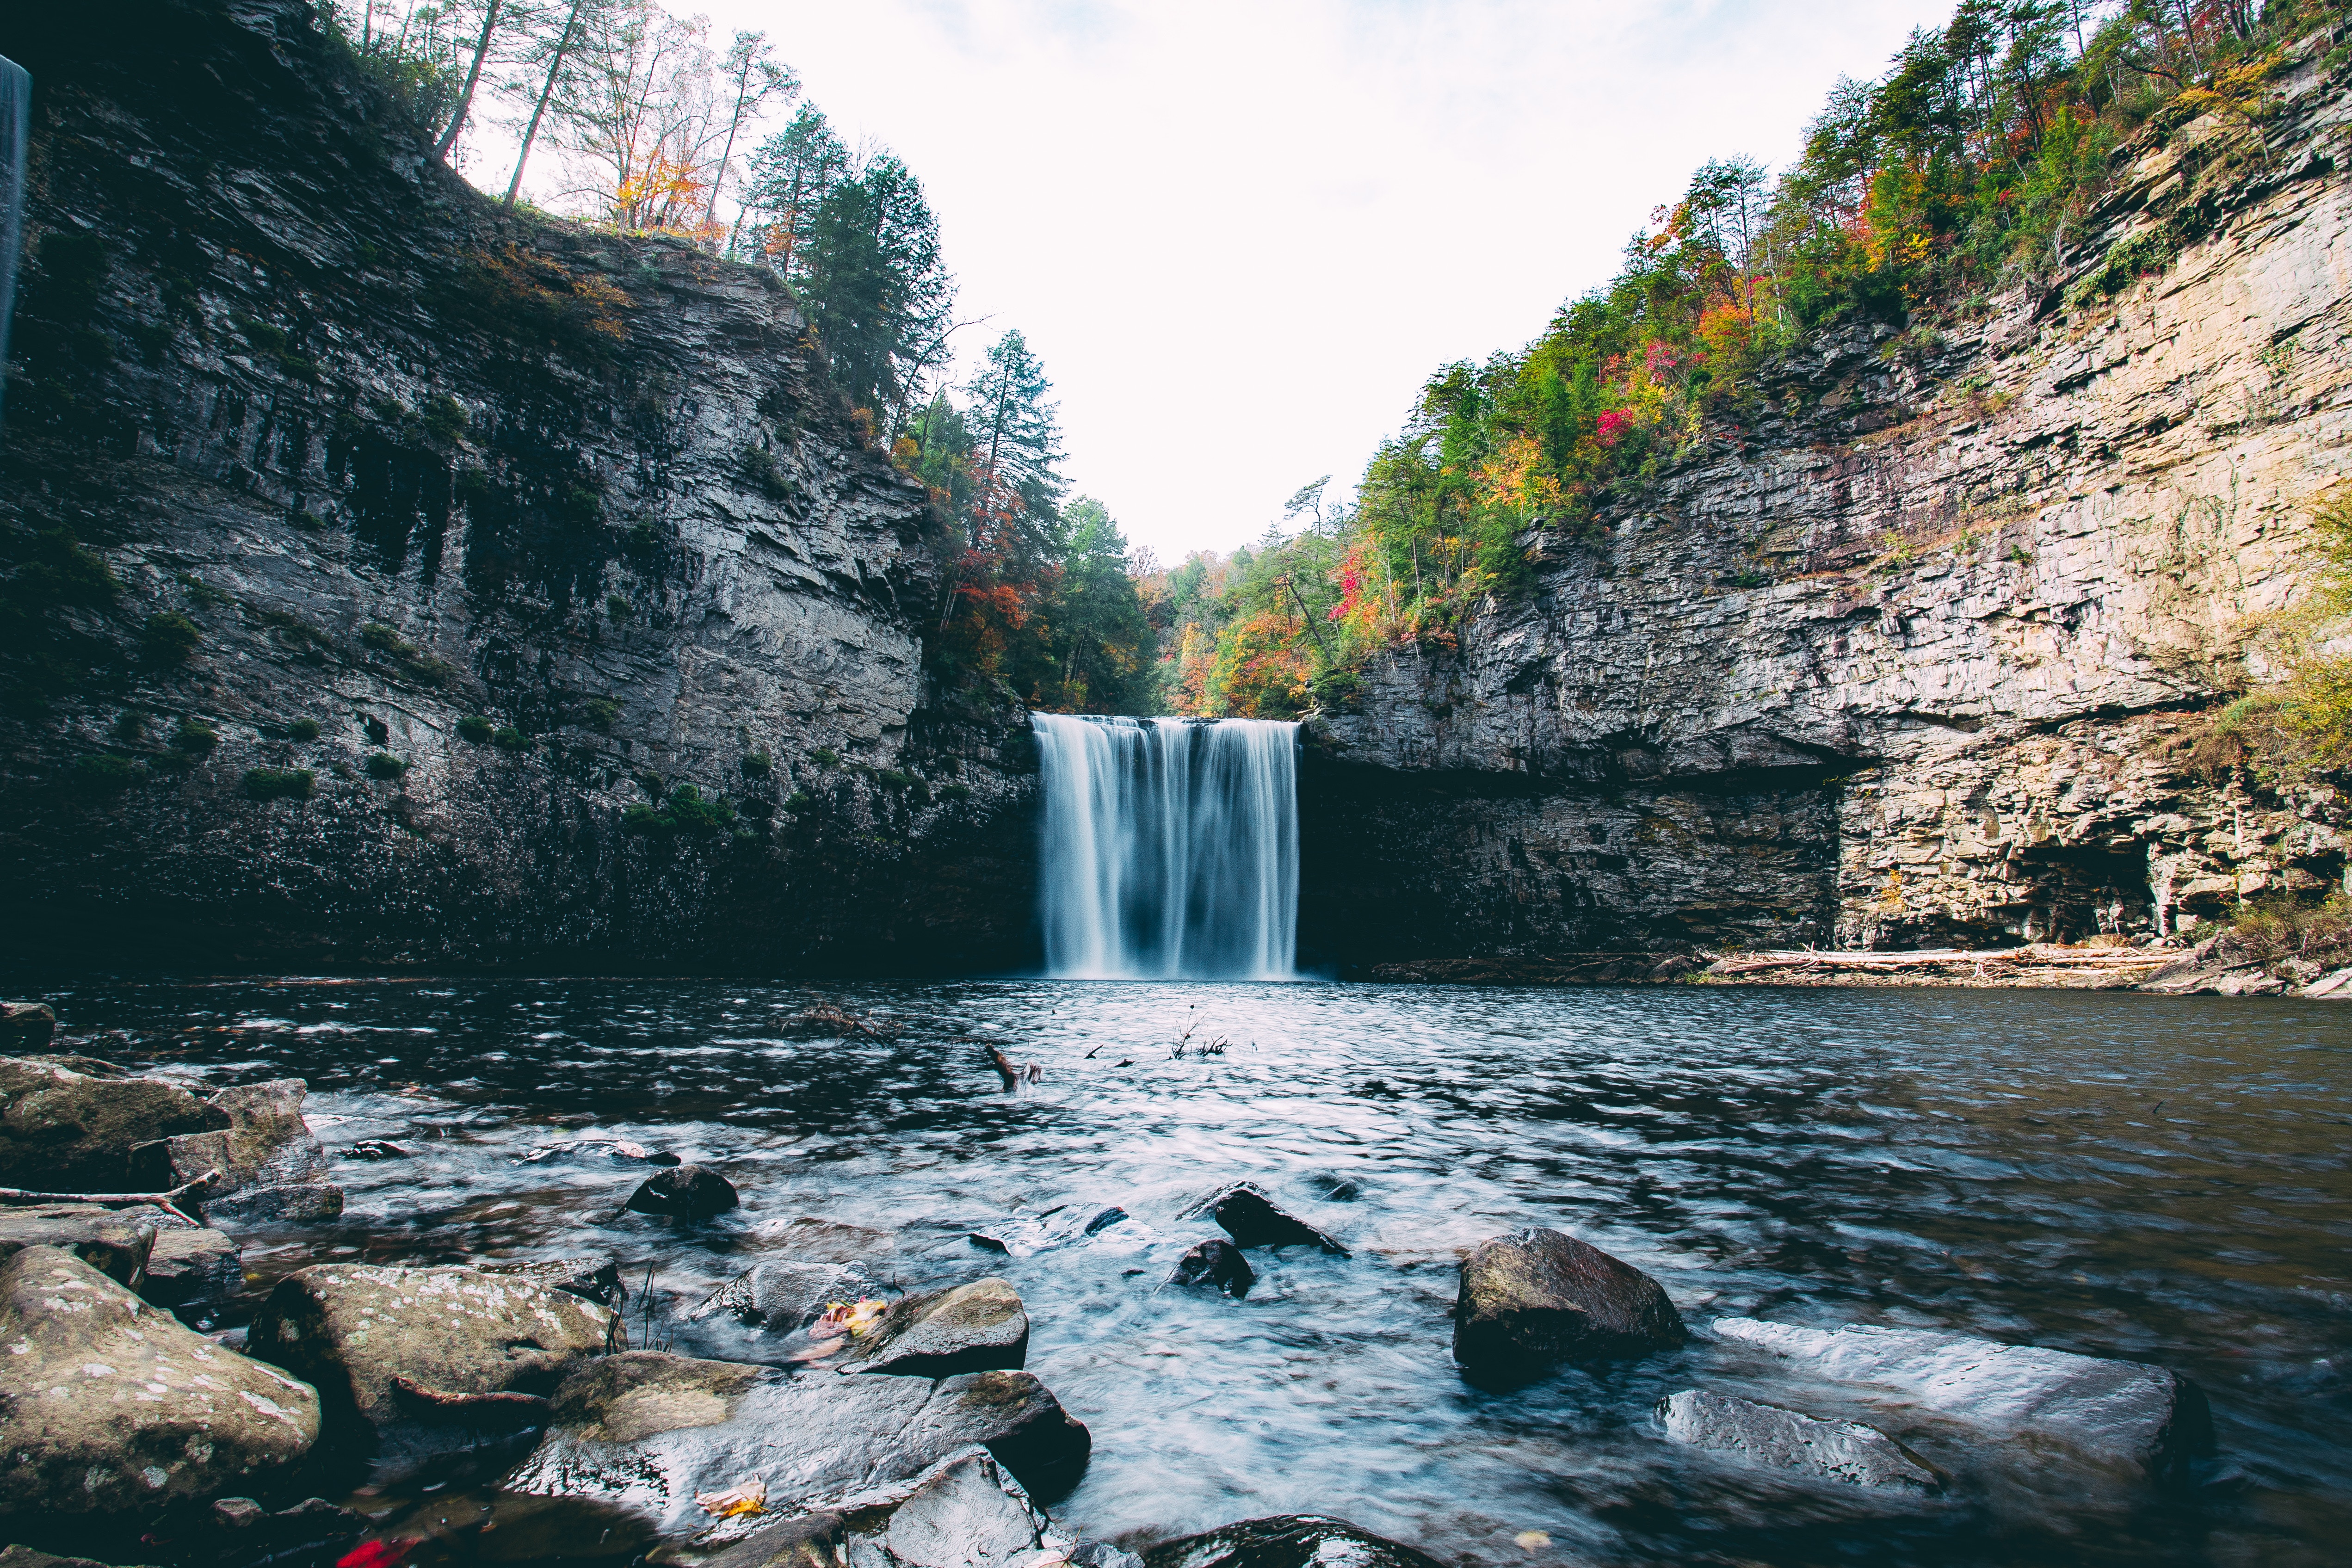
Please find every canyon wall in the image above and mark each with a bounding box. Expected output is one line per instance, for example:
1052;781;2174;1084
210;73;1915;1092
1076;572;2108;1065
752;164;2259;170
1305;43;2352;964
0;0;1037;973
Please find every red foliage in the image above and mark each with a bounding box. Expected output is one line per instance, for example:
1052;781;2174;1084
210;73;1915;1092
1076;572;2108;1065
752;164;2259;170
1596;409;1633;446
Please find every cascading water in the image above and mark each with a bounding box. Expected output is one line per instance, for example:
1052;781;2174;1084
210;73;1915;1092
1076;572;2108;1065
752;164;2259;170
1034;714;1299;980
0;53;28;432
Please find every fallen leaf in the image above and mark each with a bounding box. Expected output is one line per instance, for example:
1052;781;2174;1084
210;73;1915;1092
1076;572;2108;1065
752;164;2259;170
695;1480;768;1519
811;1298;889;1340
336;1542;415;1568
1513;1532;1550;1553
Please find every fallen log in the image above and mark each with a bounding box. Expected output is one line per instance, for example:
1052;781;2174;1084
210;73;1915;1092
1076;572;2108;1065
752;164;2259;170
0;1168;220;1226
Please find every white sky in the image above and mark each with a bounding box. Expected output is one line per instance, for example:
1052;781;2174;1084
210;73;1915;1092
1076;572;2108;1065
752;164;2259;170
480;0;1957;562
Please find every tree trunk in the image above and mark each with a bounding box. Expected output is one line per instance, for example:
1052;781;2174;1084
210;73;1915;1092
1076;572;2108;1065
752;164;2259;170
506;0;586;204
434;0;506;164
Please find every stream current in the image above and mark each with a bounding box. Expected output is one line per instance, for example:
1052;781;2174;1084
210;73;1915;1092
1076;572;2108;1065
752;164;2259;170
45;977;2352;1568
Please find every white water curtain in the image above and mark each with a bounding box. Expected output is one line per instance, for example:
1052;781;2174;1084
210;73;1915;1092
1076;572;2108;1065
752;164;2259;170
1034;715;1298;980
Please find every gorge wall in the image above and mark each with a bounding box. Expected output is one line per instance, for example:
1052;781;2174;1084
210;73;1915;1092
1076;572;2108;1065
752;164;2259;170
0;0;1037;974
1305;42;2352;966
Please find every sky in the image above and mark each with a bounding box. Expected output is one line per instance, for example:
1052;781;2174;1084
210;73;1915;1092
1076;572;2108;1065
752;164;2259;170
491;0;1960;563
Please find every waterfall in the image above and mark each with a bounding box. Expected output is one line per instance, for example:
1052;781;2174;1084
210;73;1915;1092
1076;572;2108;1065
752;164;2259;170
1035;715;1299;980
0;54;27;432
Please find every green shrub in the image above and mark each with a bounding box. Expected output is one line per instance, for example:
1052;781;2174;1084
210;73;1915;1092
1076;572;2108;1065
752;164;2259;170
421;393;470;444
111;711;148;744
172;719;218;754
586;698;620;731
361;622;410;654
243;767;315;802
938;782;972;802
143;611;201;666
741;750;771;777
288;718;321;741
176;574;230;609
809;747;839;769
623;783;739;838
73;754;140;796
605;594;629;622
457;715;494;743
491;725;528;751
783;790;813;814
365;753;407;779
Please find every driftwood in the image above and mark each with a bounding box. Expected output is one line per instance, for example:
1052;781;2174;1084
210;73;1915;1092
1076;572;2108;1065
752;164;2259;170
983;1045;1041;1087
0;1168;220;1227
774;1004;895;1041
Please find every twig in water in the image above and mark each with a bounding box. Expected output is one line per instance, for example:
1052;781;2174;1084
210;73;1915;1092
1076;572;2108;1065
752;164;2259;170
0;1168;221;1228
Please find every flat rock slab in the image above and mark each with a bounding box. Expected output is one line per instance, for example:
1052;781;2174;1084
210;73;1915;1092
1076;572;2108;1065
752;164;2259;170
129;1079;340;1226
506;1351;1092;1537
0;1245;319;1522
0;1202;160;1286
1711;1318;2210;1476
0;1057;226;1191
841;1278;1029;1377
1658;1389;1941;1492
1453;1228;1684;1385
247;1262;616;1478
1187;1184;1346;1255
1142;1516;1445;1568
705;1446;1066;1568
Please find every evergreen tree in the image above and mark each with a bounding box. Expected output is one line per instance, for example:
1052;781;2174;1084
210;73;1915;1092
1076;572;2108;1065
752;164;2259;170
963;328;1065;552
796;152;954;423
1048;498;1155;713
744;105;848;277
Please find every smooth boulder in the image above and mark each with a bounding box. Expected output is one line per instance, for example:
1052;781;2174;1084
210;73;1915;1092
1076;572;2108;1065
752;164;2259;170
1142;1517;1445;1568
705;1447;1067;1568
482;1255;629;1309
689;1259;877;1330
626;1162;739;1219
1452;1228;1684;1385
505;1351;1093;1535
1170;1239;1254;1299
1711;1318;2211;1476
0;1202;160;1286
1191;1184;1346;1255
1658;1389;1942;1492
0;1246;319;1522
128;1079;342;1225
0;1057;226;1191
246;1262;616;1478
840;1278;1030;1377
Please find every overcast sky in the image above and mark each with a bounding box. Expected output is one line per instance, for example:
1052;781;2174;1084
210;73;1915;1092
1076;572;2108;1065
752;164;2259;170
494;0;1957;562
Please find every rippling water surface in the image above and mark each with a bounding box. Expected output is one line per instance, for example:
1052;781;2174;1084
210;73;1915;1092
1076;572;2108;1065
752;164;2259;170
43;979;2352;1568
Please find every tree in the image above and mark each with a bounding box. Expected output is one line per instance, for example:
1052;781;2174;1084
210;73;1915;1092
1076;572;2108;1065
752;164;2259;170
1046;498;1156;712
795;151;954;422
433;0;511;163
963;328;1065;550
701;31;797;230
744;106;849;275
503;0;596;204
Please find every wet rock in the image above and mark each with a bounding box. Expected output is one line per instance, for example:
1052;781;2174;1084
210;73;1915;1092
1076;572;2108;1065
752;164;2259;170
1070;1544;1146;1568
759;1217;896;1260
0;1057;227;1191
1711;1318;2211;1477
185;1497;368;1567
345;1139;413;1160
1141;1516;1445;1568
1657;1389;1942;1492
482;1255;630;1310
0;1246;319;1523
506;1351;1093;1534
706;1447;1067;1567
1452;1228;1684;1385
127;1079;342;1226
1170;1239;1254;1298
0;1002;57;1051
142;1226;244;1311
519;1136;680;1166
971;1204;1133;1258
1189;1183;1347;1254
246;1262;617;1479
0;1550;154;1568
626;1162;739;1219
689;1259;877;1329
0;1202;160;1286
840;1278;1029;1377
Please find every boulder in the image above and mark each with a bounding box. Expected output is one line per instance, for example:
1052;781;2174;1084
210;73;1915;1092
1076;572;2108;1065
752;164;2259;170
505;1351;1093;1535
840;1278;1029;1377
142;1226;245;1311
0;1057;227;1191
245;1262;617;1479
0;1550;154;1568
704;1447;1067;1568
626;1163;739;1219
1142;1517;1444;1568
1711;1318;2211;1477
970;1204;1133;1258
344;1139;413;1161
482;1255;629;1309
1170;1239;1254;1299
0;1002;57;1051
126;1079;342;1226
688;1259;877;1330
0;1246;319;1523
1657;1389;1941;1492
1452;1228;1684;1385
1188;1184;1346;1255
0;1202;160;1286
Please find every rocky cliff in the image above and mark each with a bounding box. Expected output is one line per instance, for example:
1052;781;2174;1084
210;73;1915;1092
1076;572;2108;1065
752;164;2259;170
1305;39;2352;965
0;0;1037;973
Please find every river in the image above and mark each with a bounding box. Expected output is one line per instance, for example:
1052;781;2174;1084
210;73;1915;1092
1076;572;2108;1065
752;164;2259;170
41;976;2352;1568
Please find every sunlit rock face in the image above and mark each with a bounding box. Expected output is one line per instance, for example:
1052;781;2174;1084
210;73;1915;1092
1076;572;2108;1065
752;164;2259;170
0;0;1036;972
1309;49;2352;960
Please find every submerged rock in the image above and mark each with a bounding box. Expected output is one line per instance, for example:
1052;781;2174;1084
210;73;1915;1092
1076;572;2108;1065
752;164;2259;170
1141;1516;1445;1568
627;1162;740;1219
128;1079;343;1225
1452;1228;1684;1385
0;1202;161;1286
142;1225;244;1312
704;1447;1066;1568
759;1217;896;1261
970;1204;1133;1258
0;1057;227;1191
505;1351;1093;1534
840;1278;1030;1377
1657;1389;1942;1492
689;1259;877;1330
0;1245;319;1523
1189;1183;1347;1254
518;1136;680;1166
246;1262;616;1478
1170;1239;1254;1298
1711;1318;2211;1477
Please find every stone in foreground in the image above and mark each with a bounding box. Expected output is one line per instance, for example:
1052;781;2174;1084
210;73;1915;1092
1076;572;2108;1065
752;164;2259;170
840;1278;1030;1377
505;1351;1092;1536
128;1079;342;1225
246;1263;616;1478
0;1245;319;1523
626;1162;740;1219
1170;1239;1254;1298
704;1447;1067;1568
0;1056;226;1191
1452;1228;1684;1385
1711;1318;2211;1477
1142;1516;1445;1568
0;1202;160;1286
1191;1183;1347;1254
1658;1389;1942;1492
141;1225;244;1311
0;1002;57;1050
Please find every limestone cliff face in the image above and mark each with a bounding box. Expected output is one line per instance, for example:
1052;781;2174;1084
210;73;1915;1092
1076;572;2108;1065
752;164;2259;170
1306;43;2352;962
0;0;1037;971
